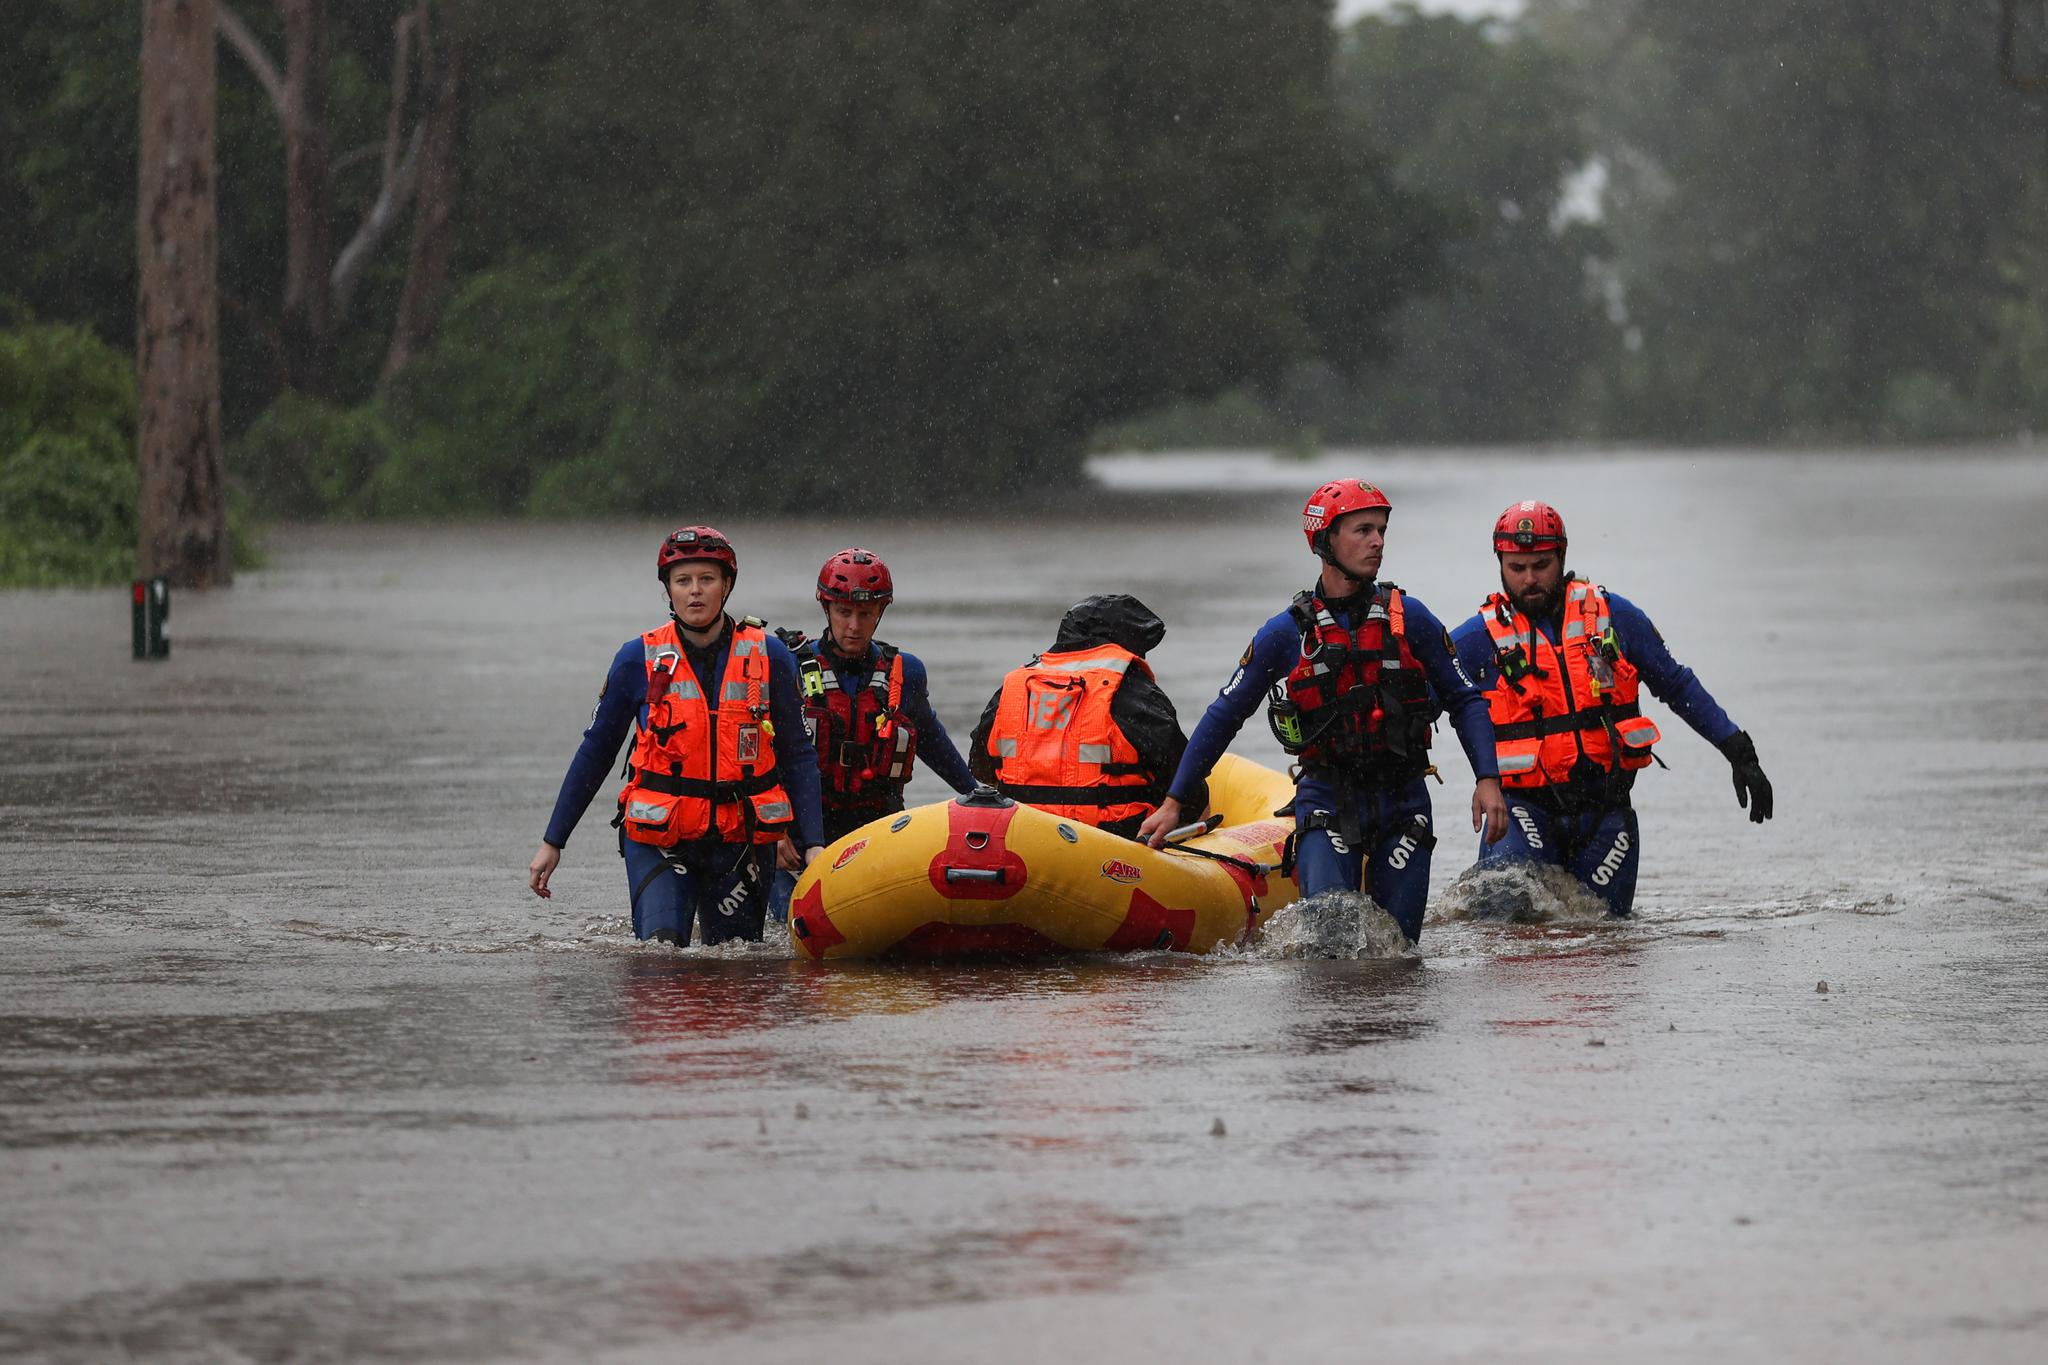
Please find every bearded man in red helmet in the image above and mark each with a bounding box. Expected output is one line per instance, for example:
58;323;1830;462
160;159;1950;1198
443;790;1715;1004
1136;481;1510;945
1448;501;1773;917
767;548;976;917
526;526;824;944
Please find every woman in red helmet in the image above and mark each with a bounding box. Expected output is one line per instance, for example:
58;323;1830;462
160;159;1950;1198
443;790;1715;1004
766;548;976;916
1449;501;1772;918
526;526;824;945
1135;479;1509;945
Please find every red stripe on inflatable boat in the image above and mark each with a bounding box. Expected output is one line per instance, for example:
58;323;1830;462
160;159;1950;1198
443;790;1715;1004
788;879;846;959
892;922;1063;958
1211;861;1266;941
927;801;1028;901
1103;887;1198;952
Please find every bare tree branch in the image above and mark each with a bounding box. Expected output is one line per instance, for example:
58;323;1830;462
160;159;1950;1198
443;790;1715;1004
378;12;417;190
330;124;424;319
329;9;424;320
214;3;288;125
383;0;465;385
331;141;387;175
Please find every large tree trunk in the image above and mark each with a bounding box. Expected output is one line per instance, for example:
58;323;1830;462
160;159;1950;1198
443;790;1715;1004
138;0;232;589
382;2;465;386
279;0;336;397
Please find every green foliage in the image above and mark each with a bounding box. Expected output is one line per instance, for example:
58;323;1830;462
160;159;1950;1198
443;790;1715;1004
232;391;401;518
12;0;1438;515
435;0;1434;511
0;321;136;586
1089;389;1295;454
1105;3;1612;449
12;0;2048;489
0;2;140;354
1324;4;1615;441
379;254;647;516
1970;178;2048;437
1582;0;2045;440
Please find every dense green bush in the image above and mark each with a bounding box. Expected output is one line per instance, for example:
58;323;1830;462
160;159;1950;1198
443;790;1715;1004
231;390;401;518
0;321;137;587
1;319;260;586
229;256;648;518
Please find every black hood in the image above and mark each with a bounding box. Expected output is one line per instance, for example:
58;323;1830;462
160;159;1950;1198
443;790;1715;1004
1051;594;1166;657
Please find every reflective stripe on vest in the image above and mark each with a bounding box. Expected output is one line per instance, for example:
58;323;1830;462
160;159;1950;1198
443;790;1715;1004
1033;653;1133;674
985;643;1159;828
617;619;794;845
1480;577;1654;789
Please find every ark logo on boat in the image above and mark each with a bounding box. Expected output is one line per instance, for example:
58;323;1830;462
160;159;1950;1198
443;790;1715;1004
1099;858;1143;884
832;838;870;871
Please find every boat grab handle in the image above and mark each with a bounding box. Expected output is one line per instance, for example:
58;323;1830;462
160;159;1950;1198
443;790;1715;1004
943;867;1008;885
1164;814;1225;844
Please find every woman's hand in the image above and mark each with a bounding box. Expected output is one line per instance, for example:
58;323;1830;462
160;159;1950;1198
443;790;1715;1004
528;842;562;898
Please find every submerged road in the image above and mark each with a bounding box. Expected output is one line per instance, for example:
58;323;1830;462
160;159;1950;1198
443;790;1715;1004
2;448;2045;1362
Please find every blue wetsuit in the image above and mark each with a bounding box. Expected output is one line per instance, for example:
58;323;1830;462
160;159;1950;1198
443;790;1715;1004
1164;587;1497;942
543;617;824;944
767;640;975;919
1449;585;1737;915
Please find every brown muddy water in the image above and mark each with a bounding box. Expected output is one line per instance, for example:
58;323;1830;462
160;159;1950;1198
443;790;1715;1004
2;448;2046;1363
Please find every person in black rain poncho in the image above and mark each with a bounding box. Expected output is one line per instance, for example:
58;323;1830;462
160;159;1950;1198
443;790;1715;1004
968;594;1203;840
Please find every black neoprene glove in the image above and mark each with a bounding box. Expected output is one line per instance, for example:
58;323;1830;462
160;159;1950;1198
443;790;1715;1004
1719;730;1773;823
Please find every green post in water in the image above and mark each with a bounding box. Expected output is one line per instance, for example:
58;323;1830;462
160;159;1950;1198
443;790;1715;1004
131;577;170;660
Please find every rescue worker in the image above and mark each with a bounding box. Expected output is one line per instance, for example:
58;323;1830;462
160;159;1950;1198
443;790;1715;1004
968;593;1200;840
526;526;824;944
1450;500;1773;916
767;548;976;916
1136;480;1510;945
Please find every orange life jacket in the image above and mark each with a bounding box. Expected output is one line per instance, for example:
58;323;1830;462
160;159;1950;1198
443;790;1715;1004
985;643;1162;828
615;619;794;845
781;632;917;808
1268;584;1437;779
1481;577;1661;789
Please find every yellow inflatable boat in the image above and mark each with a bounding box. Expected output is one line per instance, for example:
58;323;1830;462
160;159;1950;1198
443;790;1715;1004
787;754;1300;959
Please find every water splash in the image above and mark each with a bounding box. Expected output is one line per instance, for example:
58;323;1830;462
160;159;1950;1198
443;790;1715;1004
1248;892;1416;961
1437;863;1617;926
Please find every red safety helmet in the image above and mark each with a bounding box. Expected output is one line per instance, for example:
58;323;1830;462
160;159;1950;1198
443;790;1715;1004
1302;479;1392;560
816;547;894;604
1492;501;1567;555
656;525;737;580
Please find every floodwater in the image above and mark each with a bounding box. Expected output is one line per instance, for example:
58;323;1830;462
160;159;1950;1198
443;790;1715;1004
2;447;2046;1363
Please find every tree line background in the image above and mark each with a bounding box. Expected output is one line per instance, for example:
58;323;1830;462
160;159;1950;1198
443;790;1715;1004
3;1;2046;585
